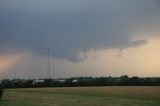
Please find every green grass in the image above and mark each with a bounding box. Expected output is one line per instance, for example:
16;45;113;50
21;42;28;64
0;86;160;106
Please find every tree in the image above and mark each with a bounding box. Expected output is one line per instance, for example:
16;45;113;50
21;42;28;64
0;85;4;100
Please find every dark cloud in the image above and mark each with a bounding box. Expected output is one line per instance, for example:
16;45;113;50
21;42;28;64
130;40;148;48
0;0;159;61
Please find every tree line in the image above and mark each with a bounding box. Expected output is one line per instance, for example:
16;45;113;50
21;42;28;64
0;75;160;88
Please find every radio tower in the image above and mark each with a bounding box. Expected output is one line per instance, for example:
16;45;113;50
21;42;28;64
14;67;17;79
47;48;50;79
53;64;54;79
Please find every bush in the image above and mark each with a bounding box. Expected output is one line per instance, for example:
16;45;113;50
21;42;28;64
0;87;4;100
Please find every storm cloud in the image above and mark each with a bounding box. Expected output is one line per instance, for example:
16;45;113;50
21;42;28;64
0;0;160;61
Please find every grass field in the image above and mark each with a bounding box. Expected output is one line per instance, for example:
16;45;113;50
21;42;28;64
0;86;160;106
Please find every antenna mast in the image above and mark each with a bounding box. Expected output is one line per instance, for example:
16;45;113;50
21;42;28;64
47;48;50;79
53;64;54;79
14;67;17;79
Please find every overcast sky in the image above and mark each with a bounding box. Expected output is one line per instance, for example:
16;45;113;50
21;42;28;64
0;0;160;79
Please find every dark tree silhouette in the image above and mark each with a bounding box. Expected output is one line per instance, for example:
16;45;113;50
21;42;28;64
0;86;4;100
0;76;159;88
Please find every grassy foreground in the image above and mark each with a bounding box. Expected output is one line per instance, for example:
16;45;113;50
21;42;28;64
0;86;160;106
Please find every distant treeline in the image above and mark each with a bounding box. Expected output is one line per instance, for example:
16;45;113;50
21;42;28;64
0;75;160;88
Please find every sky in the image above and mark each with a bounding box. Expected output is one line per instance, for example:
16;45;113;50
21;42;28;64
0;0;160;79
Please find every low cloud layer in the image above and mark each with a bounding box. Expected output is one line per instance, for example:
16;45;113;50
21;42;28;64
0;0;160;61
